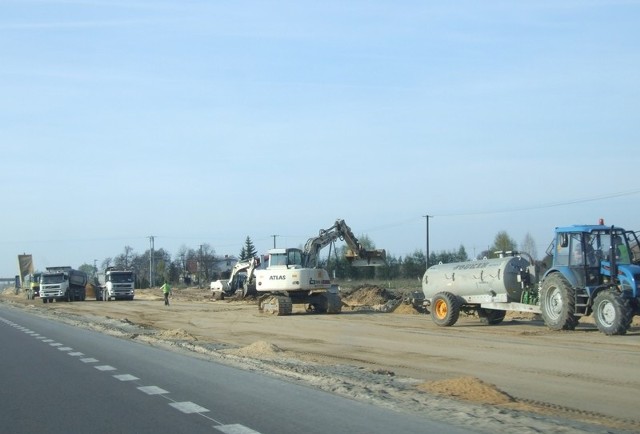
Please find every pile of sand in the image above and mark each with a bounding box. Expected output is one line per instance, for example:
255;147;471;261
391;302;421;315
417;376;514;405
156;328;197;341
342;285;396;306
225;341;283;358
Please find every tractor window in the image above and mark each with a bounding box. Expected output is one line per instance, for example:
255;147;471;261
613;235;631;264
554;233;570;266
569;234;585;266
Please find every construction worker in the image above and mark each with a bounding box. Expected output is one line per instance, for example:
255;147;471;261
161;281;172;306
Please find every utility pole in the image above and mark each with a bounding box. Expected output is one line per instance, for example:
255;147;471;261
199;244;203;288
271;234;279;248
148;235;155;288
423;215;432;269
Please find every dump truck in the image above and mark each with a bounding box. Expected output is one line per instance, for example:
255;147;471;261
39;266;88;303
418;221;640;335
96;267;135;301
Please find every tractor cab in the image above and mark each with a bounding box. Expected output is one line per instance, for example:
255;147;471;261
546;223;640;302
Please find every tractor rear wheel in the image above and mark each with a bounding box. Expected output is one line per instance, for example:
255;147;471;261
540;273;578;330
593;289;633;335
430;292;460;327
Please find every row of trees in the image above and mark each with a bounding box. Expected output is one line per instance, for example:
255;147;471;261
77;231;539;288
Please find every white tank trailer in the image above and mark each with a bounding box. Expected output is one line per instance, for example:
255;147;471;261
420;252;541;327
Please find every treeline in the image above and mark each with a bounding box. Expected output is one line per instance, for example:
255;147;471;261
76;230;537;288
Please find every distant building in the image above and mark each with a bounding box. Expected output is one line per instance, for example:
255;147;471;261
212;255;238;278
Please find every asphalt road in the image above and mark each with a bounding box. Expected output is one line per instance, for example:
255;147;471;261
0;304;475;434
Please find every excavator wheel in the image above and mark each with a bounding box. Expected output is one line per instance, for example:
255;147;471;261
325;292;342;314
259;295;293;316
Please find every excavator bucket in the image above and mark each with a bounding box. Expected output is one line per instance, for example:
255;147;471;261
345;249;387;267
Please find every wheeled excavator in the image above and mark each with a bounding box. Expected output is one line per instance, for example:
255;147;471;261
210;219;387;315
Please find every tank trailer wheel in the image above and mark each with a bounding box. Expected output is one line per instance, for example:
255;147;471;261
478;308;507;325
540;273;578;331
430;292;460;327
593;289;633;335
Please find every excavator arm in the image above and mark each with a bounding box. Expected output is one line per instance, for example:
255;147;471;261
302;219;387;268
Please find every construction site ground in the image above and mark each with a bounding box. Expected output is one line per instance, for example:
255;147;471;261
2;284;640;434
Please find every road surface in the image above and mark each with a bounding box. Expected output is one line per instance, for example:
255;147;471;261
0;304;472;434
2;286;639;433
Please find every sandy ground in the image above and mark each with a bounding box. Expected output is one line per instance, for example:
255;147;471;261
2;285;640;434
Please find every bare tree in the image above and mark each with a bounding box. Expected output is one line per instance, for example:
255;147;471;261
520;232;538;260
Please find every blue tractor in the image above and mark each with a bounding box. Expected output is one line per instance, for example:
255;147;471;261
539;222;640;335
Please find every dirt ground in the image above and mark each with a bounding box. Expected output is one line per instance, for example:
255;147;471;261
2;285;640;434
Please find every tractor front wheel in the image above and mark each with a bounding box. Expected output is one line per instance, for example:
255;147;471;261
593;289;633;335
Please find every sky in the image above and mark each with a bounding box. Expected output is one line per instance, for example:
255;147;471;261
1;0;640;277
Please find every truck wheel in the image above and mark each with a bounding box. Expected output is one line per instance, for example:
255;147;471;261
593;289;633;335
478;308;506;325
430;292;460;327
540;273;578;331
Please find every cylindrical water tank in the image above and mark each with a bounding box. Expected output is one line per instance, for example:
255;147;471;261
421;255;531;302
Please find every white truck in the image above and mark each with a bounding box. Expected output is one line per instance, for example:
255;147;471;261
97;267;135;301
40;266;88;303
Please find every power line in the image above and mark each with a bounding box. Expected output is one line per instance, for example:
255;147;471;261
433;188;640;218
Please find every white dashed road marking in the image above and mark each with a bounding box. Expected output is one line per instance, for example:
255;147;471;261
95;365;117;371
138;386;169;395
1;316;239;431
215;424;262;434
169;401;209;414
113;374;139;382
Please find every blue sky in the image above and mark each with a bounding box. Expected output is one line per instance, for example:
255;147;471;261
1;0;639;277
